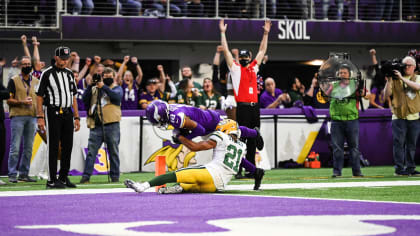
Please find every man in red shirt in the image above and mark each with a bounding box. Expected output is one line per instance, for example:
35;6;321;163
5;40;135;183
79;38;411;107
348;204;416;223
219;19;271;178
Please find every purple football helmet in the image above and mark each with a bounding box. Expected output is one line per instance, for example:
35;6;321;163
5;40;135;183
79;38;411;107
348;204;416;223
145;100;169;127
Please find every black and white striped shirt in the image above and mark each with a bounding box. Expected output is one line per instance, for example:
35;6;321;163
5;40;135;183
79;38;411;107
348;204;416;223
36;65;77;108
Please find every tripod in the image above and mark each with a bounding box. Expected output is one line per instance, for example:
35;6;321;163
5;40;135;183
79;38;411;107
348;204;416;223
96;87;111;183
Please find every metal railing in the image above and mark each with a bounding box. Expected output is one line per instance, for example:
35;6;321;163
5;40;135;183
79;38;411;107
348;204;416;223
0;1;419;29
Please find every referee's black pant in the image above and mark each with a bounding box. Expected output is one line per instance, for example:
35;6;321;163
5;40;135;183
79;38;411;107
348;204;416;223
236;102;260;167
45;106;74;182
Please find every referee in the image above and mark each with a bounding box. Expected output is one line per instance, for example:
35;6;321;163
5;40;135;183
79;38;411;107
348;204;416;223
36;46;80;189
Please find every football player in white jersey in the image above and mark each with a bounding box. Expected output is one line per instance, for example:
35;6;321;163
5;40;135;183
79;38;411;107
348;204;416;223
124;119;261;194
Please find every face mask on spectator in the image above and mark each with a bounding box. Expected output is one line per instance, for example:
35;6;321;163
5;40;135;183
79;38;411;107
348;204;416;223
103;78;114;86
239;59;250;67
21;66;32;75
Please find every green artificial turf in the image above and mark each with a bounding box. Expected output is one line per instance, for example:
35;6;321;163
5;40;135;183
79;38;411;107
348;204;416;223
1;166;419;203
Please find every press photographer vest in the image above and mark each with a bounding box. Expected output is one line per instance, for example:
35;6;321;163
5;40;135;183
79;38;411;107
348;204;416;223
87;84;121;129
9;75;39;117
391;74;420;119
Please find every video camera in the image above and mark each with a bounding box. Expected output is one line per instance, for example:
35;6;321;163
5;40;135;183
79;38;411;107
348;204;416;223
380;59;406;79
92;73;102;85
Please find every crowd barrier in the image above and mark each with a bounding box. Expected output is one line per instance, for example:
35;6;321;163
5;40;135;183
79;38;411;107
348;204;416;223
1;108;420;175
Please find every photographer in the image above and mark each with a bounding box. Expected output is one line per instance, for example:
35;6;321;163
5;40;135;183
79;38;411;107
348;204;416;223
384;56;420;176
80;68;123;183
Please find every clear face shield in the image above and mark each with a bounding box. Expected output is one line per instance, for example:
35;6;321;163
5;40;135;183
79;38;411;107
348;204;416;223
318;53;362;100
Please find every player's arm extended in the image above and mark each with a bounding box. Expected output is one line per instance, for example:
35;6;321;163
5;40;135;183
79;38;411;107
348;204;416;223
178;135;216;152
181;116;206;139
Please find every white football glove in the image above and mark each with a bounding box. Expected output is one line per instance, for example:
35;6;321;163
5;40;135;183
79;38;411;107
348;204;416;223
222;95;237;111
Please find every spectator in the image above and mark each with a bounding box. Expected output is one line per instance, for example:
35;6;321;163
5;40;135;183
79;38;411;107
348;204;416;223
67;51;81;73
288;77;305;106
197;78;223;110
68;0;94;15
21;35;45;80
219;0;241;18
117;55;143;109
260;77;290;108
305;73;330;108
76;57;94;111
120;0;142;16
175;78;200;106
368;49;390;109
186;0;204;17
7;56;39;183
144;0;182;17
139;78;161;109
156;65;177;101
322;0;344;20
212;46;239;97
377;0;395;21
6;57;20;81
80;67;123;183
329;65;363;178
404;0;417;21
219;19;271;178
179;65;203;90
384;56;420;176
36;46;81;189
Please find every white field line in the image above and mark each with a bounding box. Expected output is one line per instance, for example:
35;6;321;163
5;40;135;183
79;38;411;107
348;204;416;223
1;180;420;197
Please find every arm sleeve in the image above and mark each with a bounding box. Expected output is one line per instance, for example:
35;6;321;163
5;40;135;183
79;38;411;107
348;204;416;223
208;131;224;146
7;79;16;97
103;86;122;105
259;94;269;108
168;80;177;98
185;122;206;140
36;71;48;96
0;83;10;100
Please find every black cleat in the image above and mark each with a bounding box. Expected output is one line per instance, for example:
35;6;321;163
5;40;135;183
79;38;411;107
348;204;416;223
253;168;265;190
254;127;264;150
46;180;66;189
59;177;77;188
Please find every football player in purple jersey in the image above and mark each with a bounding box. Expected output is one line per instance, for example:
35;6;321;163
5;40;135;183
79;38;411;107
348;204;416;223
146;100;265;190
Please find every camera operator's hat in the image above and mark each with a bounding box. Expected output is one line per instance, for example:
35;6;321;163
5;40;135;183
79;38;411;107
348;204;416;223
55;46;71;59
146;78;159;85
239;49;251;58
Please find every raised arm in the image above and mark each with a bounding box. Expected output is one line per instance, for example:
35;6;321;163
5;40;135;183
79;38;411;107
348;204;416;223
132;56;143;85
231;48;239;62
167;76;177;98
117;55;130;84
21;35;31;58
157;65;166;92
70;51;80;72
32;36;40;62
213;45;223;66
219;19;234;68
78;57;92;82
306;74;318;97
178;135;217;152
369;49;378;65
255;20;272;65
